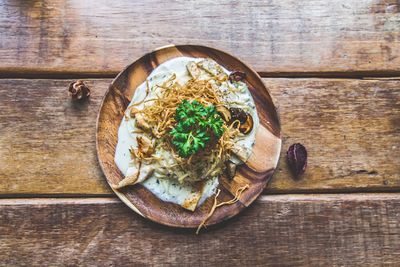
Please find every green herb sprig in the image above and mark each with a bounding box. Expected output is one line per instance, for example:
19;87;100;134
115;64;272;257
170;100;224;158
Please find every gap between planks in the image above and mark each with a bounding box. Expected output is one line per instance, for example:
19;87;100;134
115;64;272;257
1;186;400;199
1;193;400;205
1;69;400;80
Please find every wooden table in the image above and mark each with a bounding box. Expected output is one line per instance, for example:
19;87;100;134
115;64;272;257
1;1;399;266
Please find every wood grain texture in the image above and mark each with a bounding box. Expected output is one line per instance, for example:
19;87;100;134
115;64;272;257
0;79;109;195
267;78;400;193
0;194;399;266
0;78;399;195
0;0;399;76
96;45;281;227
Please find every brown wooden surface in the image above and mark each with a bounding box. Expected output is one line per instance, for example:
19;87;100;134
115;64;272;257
1;78;399;195
1;1;400;264
267;77;400;193
97;45;281;227
1;194;399;266
0;0;399;76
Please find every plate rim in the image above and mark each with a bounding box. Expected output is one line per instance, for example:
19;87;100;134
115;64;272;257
95;44;282;228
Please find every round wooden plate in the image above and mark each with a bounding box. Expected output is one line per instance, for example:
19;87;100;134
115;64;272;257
96;45;281;228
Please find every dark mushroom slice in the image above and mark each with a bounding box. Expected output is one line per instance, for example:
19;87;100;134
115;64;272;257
226;107;254;134
229;107;248;124
239;113;253;134
228;71;246;83
216;105;231;122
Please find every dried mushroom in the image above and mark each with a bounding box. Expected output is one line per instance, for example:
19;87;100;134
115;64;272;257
229;71;246;83
228;107;254;134
216;105;231;122
68;80;90;101
111;163;140;189
229;107;248;124
239;113;253;134
136;164;155;183
112;162;154;189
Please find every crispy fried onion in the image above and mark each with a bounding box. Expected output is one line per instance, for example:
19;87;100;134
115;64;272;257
196;184;249;234
128;73;240;172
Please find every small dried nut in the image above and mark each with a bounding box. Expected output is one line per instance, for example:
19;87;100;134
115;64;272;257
216;105;231;122
229;71;246;83
287;143;307;178
229;107;247;124
239;113;253;134
68;80;90;101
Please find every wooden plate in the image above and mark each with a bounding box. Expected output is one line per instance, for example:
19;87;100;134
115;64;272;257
96;45;281;228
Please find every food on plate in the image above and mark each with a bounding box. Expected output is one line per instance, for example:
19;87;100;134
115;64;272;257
113;57;259;224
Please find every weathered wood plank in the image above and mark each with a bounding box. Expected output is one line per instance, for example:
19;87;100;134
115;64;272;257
0;0;399;76
0;78;399;195
267;78;400;193
0;194;399;266
0;79;109;195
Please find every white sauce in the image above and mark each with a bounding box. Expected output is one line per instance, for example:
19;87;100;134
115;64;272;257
114;57;259;209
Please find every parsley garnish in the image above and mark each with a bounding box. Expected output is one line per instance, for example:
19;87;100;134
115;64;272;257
170;100;224;158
